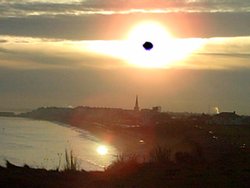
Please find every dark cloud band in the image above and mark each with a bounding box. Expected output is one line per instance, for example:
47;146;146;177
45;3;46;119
1;12;250;39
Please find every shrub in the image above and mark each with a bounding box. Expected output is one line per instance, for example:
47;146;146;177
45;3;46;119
64;149;80;171
149;146;171;163
105;153;139;175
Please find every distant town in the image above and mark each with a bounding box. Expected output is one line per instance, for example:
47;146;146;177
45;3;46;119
1;96;250;127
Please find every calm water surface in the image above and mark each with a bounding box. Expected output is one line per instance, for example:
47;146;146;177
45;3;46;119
0;117;118;171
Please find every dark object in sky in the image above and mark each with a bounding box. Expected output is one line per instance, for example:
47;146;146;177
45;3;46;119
143;41;153;51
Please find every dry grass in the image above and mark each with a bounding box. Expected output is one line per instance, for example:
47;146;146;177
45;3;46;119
64;149;80;171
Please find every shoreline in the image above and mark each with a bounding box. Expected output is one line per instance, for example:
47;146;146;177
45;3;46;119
0;116;149;166
21;116;149;156
69;121;149;157
0;116;199;158
1;117;250;187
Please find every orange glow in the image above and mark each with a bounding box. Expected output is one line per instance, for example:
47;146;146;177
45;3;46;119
125;21;204;68
86;21;205;69
127;21;172;43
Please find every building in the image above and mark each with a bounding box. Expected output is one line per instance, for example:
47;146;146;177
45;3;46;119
134;95;140;111
152;106;162;113
208;111;242;125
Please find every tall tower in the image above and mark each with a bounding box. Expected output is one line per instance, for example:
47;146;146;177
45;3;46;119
134;95;139;111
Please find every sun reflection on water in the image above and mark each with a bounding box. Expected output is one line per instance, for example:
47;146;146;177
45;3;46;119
96;145;108;156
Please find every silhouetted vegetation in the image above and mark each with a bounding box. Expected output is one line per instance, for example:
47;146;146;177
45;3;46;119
64;149;80;171
1;146;249;187
149;146;171;163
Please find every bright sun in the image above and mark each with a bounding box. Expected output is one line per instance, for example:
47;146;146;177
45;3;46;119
128;21;172;44
96;145;108;156
125;21;204;68
86;20;205;69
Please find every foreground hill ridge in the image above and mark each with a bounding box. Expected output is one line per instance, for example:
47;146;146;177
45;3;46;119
1;144;250;188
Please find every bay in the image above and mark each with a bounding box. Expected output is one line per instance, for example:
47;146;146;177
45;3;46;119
0;117;118;171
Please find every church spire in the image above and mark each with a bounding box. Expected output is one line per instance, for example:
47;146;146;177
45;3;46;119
134;95;139;111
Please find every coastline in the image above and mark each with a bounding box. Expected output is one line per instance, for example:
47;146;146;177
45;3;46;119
1;117;250;187
0;115;146;154
69;121;149;157
0;115;204;159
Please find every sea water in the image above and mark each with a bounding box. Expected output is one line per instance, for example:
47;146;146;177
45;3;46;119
0;117;117;171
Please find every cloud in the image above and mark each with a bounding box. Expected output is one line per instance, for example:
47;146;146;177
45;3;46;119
197;53;250;58
0;39;8;43
82;0;250;10
0;0;250;40
183;53;250;70
1;12;250;40
1;35;250;71
0;37;125;70
0;47;10;53
0;0;249;18
175;36;250;69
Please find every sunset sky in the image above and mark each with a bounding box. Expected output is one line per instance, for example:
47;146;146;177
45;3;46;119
1;0;250;114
